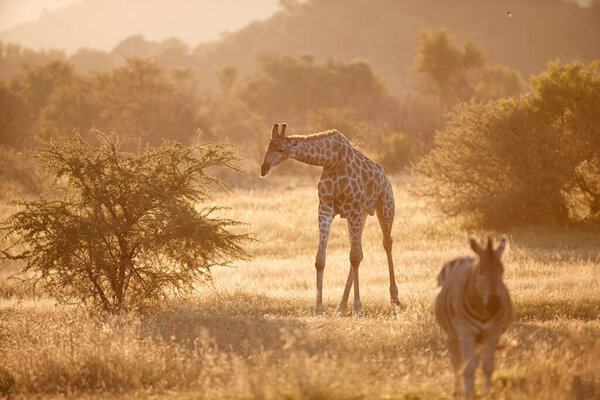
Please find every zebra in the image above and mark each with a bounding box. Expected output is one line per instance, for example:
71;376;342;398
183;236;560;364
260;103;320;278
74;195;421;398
435;235;513;398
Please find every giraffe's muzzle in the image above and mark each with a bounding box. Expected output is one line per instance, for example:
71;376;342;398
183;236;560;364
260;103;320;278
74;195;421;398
260;163;271;177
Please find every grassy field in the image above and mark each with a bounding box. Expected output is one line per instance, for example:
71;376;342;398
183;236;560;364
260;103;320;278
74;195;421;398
0;174;599;399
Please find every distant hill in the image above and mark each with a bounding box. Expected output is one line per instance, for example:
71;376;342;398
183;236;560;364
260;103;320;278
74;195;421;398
1;0;598;94
0;0;77;31
0;0;280;52
193;0;600;92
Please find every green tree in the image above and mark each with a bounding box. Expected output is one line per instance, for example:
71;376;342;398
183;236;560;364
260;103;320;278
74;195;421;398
37;58;202;143
376;132;415;174
306;107;367;140
530;60;600;218
413;28;524;111
475;64;526;101
0;145;45;197
413;60;600;225
0;83;30;148
1;131;250;312
9;60;75;118
216;66;238;98
238;54;392;130
70;48;117;73
414;100;568;225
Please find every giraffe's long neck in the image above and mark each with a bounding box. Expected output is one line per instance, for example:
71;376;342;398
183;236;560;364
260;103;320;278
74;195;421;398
288;133;345;169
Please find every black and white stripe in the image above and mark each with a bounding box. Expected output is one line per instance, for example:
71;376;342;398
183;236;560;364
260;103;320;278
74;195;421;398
435;236;513;398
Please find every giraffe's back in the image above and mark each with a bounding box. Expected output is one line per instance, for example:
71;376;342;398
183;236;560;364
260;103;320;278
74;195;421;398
319;142;392;219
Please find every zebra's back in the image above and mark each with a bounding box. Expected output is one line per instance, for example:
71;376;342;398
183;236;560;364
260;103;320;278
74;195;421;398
436;257;475;288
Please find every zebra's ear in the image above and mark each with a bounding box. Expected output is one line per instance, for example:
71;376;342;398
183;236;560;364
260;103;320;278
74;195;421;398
495;237;508;259
469;237;482;255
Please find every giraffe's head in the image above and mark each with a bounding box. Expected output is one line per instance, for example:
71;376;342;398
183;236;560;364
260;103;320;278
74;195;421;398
470;234;507;315
260;123;291;177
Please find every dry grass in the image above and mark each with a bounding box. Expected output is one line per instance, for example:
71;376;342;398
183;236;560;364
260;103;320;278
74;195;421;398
0;174;598;399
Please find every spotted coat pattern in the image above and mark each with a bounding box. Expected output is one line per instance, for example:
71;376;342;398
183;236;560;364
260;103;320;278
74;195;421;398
260;123;401;315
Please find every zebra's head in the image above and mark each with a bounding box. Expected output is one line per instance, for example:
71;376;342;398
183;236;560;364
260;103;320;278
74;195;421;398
470;235;507;314
260;123;291;177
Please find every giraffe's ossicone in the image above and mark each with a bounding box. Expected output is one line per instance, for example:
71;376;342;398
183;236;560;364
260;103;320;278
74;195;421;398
261;123;401;316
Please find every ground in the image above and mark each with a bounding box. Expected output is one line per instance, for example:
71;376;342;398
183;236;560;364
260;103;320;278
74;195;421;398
0;175;598;399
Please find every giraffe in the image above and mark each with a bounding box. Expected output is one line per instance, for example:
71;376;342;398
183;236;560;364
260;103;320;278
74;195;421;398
260;123;401;316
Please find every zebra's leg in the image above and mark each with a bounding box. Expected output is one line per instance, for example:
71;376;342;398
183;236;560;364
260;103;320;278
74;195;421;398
314;203;334;316
336;266;353;313
481;332;502;395
346;212;366;316
458;331;478;399
375;190;400;307
447;336;462;398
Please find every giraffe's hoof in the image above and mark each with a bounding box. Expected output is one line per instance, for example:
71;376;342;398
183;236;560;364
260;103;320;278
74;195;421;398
335;302;347;315
391;296;402;307
352;301;362;316
314;304;324;316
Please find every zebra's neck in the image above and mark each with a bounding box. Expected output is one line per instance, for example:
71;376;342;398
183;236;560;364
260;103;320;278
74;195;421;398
465;267;486;307
467;265;501;320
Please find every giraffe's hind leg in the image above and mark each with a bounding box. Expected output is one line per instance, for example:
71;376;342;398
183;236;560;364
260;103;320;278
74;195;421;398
375;186;401;307
340;212;366;316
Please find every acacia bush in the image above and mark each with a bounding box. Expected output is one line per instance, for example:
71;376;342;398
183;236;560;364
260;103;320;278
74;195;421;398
1;131;250;312
413;60;600;226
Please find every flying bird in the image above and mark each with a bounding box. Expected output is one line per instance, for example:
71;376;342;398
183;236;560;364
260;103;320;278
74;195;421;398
506;11;512;18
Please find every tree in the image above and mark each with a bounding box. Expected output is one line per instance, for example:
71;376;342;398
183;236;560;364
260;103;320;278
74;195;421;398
36;58;202;144
9;60;75;118
413;28;524;111
1;131;250;312
376;132;415;174
530;60;600;219
238;54;393;130
414;28;480;110
0;83;30;148
413;100;568;225
216;66;238;98
413;60;600;225
70;48;117;73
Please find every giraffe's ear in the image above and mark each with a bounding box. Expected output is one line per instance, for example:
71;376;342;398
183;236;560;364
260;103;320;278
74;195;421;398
280;123;287;139
271;123;280;140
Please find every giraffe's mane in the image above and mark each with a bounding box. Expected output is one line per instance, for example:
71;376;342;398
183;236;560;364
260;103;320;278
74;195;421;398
288;129;350;143
288;129;376;164
288;129;380;167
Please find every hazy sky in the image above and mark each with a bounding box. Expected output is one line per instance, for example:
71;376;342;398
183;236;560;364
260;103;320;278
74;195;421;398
0;0;595;33
0;0;78;31
0;0;594;53
0;0;282;52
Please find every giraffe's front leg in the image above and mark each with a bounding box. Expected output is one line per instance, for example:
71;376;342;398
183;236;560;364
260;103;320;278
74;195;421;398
314;204;334;316
336;266;353;314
